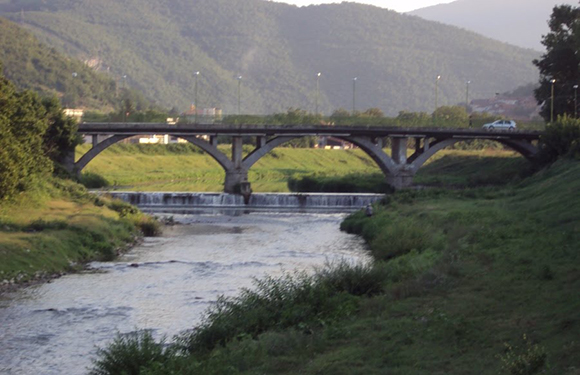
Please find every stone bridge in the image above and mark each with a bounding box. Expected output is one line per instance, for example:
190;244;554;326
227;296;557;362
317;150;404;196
68;123;542;192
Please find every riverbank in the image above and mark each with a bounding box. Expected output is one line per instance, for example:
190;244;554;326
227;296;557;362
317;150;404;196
92;160;579;374
0;178;159;292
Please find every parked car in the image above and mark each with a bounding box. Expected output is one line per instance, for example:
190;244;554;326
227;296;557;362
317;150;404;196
482;120;517;131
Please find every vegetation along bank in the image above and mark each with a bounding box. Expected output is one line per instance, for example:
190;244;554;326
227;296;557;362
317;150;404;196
0;68;159;290
90;118;580;374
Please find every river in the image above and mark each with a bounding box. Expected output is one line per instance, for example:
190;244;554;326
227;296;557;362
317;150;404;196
0;211;369;374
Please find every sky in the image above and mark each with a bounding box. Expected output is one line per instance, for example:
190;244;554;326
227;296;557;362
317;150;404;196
270;0;456;13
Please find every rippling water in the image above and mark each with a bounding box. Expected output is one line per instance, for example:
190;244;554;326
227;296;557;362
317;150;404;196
0;212;368;375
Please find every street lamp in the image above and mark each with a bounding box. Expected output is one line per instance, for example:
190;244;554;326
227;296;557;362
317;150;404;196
435;75;441;110
352;77;357;115
434;75;441;125
316;72;321;116
550;79;556;123
574;84;578;118
237;75;242;115
465;80;471;111
194;71;200;123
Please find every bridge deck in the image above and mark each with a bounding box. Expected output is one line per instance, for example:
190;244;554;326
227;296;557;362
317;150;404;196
78;123;542;141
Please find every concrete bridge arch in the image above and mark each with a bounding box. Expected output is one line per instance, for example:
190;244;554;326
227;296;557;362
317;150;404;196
70;125;541;192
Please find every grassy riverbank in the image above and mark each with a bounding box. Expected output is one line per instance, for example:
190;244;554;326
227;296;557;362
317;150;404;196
78;143;524;192
0;178;159;287
91;160;579;374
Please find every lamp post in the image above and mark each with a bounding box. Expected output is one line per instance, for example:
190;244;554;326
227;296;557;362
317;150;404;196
574;84;578;118
465;80;470;111
352;77;357;115
434;75;441;125
550;79;556;123
122;75;128;122
194;71;200;123
237;75;242;115
316;72;321;116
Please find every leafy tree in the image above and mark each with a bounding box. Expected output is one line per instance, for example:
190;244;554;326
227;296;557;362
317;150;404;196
0;68;52;199
432;106;469;127
533;4;580;122
42;96;82;164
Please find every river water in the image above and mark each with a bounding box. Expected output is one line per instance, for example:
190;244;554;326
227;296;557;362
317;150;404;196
0;211;369;375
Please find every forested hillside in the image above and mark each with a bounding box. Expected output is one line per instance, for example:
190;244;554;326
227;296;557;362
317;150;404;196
0;0;539;115
409;0;577;51
0;17;153;111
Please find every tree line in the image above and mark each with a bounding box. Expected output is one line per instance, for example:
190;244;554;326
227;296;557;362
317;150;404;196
0;63;80;200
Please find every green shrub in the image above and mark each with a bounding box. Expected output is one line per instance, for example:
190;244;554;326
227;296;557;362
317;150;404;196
25;219;69;232
90;331;173;375
370;218;431;261
539;115;580;162
499;334;547;375
107;199;140;217
180;262;383;355
131;215;162;237
80;172;110;189
316;260;387;297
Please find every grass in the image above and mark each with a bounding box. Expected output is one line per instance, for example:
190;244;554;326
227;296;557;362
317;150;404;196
76;143;525;192
0;177;160;284
91;160;580;374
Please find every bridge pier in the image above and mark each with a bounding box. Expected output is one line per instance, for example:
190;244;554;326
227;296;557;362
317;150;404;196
224;136;250;194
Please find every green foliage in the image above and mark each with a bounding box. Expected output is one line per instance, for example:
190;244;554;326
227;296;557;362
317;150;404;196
288;173;391;193
0;0;538;115
499;334;547;375
106;199;140;218
0;17;157;111
41;96;82;164
533;4;580;122
80;172;111;189
539;115;580;161
0;71;52;199
90;331;173;375
179;261;387;355
105;198;162;236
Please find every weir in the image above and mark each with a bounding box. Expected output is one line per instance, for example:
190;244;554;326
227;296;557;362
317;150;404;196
104;191;384;211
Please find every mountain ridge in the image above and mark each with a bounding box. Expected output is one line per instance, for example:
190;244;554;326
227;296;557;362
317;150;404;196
0;0;540;115
409;0;577;51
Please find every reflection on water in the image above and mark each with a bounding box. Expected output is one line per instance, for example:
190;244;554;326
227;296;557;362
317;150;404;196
0;212;368;375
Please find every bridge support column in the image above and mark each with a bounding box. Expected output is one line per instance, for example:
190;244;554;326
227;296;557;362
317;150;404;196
386;169;415;190
224;136;249;194
392;137;408;164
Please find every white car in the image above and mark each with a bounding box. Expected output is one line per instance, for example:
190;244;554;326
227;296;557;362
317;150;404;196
482;120;517;131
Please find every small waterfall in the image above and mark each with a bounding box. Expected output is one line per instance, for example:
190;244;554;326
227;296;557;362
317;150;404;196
103;192;384;211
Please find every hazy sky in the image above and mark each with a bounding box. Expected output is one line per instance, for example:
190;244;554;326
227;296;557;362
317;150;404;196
270;0;456;13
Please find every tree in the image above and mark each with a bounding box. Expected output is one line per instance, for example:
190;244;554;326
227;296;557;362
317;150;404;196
0;69;52;199
42;96;82;165
533;4;580;122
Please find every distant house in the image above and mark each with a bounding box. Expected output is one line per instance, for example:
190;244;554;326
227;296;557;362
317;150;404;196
470;95;540;120
64;108;84;122
316;136;354;150
182;104;223;124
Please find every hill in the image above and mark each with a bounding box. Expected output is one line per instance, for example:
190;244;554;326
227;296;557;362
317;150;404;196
409;0;577;51
0;17;153;111
0;0;539;116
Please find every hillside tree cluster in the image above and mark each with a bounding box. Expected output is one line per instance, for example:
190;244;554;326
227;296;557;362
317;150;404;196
0;65;80;200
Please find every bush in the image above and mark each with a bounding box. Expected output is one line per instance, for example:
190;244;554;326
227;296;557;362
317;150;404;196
107;199;140;217
539;115;580;162
316;260;387;297
131;216;162;237
90;331;173;375
80;172;110;189
179;261;385;355
499;334;547;375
